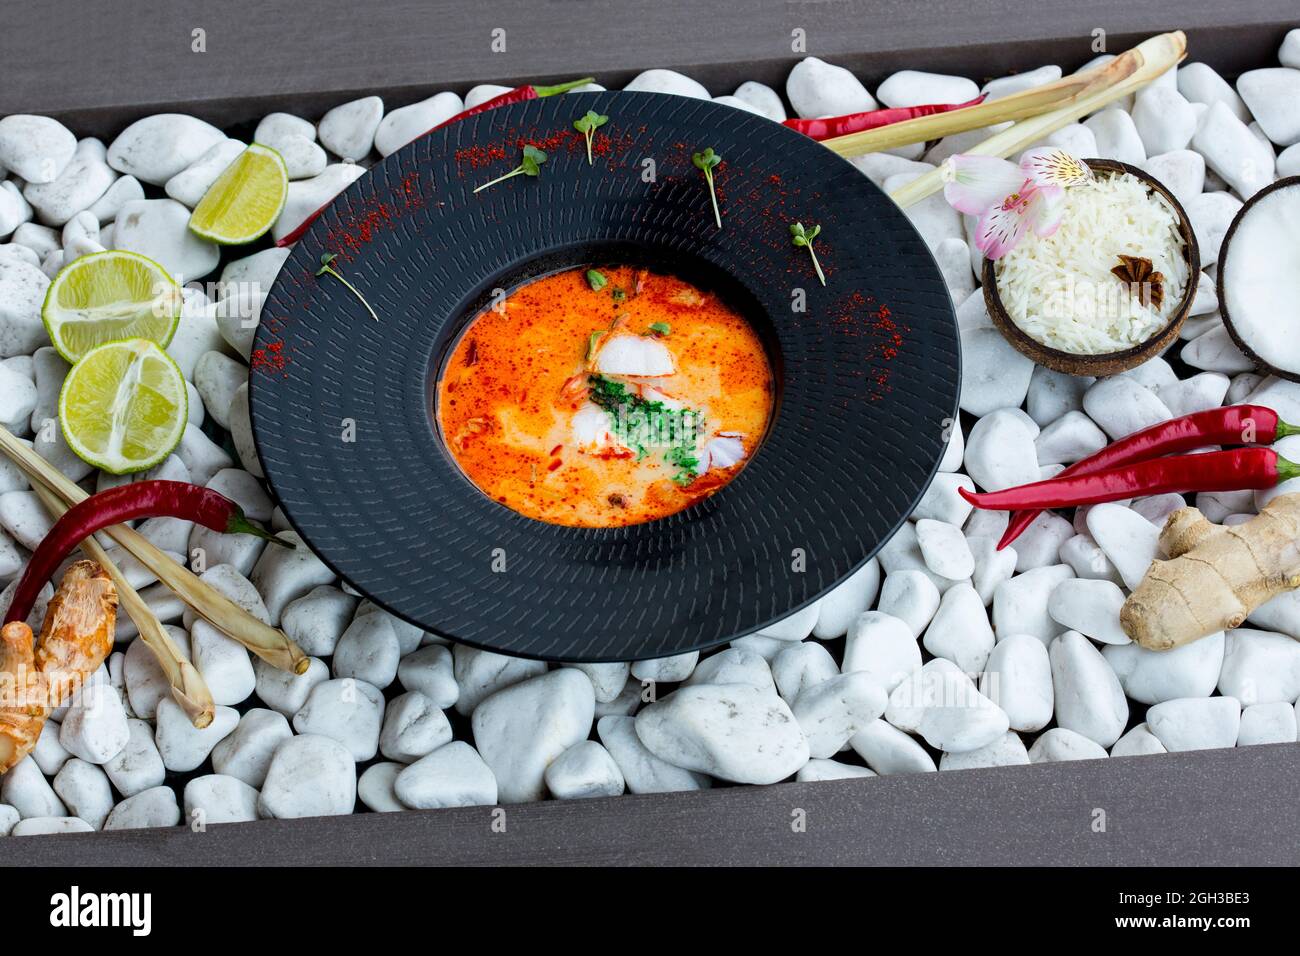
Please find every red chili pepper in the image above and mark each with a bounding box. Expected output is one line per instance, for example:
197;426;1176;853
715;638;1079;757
275;76;596;248
998;404;1297;550
3;481;290;627
962;448;1300;513
782;95;986;141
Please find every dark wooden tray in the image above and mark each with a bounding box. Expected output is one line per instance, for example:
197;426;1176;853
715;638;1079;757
2;0;1298;867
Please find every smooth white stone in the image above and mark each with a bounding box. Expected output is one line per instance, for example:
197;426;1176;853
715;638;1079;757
1237;68;1300;146
249;529;335;625
1049;631;1129;747
886;658;1009;753
1084;108;1146;165
394;741;498;809
992;563;1074;643
1111;722;1168;757
915;518;974;580
796;759;877;782
291;678;385;761
959;325;1035;417
885;171;963;248
970;536;1018;605
353;762;404;813
1142;149;1206;206
1178;62;1252;121
597;715;711;792
1183;191;1243;267
0;758;66;818
0;115;76;183
243;638;324;712
1147;696;1241;751
374;92;464;156
965;408;1040;491
792;672;887;759
1218;628;1300;705
1191;102;1275;199
318;96;384;162
1157;371;1230;418
940;731;1030;770
113;198;219;281
473;669;595;802
848;718;936;774
30;720;70;776
842;610;923;693
808;558;880;639
981;634;1053;732
190;621;256;706
877;569;941;637
1048;578;1130;645
1026;366;1093;427
772;641;840;704
183;774;260;824
163;139;245;207
1237;701;1297;745
1082;376;1173;442
1182;324;1253;374
1012;513;1075;573
11;816;95;835
1132;87;1198;154
452;644;548;716
378;690;452;764
86;174;144;224
1282;29;1300;69
0;257;50;357
103;719;165;797
107;114;225;185
1279;143;1300;177
712;95;765;117
103;786;180;831
396;644;457;706
544;740;626;799
923;583;995;673
786;57;876;118
211;707;292;787
939;417;965;472
623;69;710;99
685;648;774;692
1034;411;1108;466
877;70;979;108
155;700;239;772
630;650;699;683
258;734;356;818
331;612;400;689
757;601;821;641
983;65;1062;100
1044;122;1098;160
0;181;32;239
51;759;111;827
23;138;117;227
1028;727;1109;762
732;81;787;122
912;473;974;527
59;683;129;765
271;163;366;242
1086;503;1161;591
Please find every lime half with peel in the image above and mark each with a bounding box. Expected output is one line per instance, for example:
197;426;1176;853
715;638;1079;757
188;143;288;244
42;250;183;363
59;338;188;475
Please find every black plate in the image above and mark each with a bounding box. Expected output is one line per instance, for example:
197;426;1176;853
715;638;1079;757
251;91;959;662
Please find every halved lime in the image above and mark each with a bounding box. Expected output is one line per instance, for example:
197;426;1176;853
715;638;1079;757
188;143;289;244
42;250;183;363
59;339;188;475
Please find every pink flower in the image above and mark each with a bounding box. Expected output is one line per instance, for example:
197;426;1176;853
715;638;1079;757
941;148;1092;259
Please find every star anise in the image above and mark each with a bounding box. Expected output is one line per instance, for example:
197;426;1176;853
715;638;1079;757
1111;254;1165;311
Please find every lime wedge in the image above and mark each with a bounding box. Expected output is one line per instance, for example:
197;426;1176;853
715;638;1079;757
59;338;188;475
41;250;183;363
188;143;288;244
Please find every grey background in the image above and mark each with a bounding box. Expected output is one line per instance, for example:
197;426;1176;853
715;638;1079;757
2;0;1297;866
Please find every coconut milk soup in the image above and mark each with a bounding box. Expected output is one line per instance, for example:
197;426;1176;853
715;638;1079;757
437;265;773;526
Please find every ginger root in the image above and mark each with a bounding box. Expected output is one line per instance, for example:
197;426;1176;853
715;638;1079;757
1120;493;1300;650
0;560;117;774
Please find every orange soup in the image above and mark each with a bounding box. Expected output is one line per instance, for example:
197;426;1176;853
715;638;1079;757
437;265;774;526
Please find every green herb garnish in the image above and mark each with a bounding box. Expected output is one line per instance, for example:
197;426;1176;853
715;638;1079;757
691;147;723;228
586;269;608;291
789;222;826;286
473;144;547;193
611;287;626;304
315;253;378;321
586;330;605;363
647;321;670;337
573;110;609;165
587;374;702;483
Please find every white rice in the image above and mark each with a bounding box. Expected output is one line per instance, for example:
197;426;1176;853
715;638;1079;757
994;172;1189;355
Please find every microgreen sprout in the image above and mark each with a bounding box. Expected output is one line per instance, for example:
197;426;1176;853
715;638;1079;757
692;147;723;228
789;222;826;286
586;269;608;291
315;253;379;321
573;110;609;165
647;321;670;337
474;145;548;193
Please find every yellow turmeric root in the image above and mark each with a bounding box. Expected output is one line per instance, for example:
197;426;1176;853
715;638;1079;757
1120;492;1300;650
0;560;117;774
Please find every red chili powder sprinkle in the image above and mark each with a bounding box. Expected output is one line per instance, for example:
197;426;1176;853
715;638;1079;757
829;292;908;400
251;338;289;374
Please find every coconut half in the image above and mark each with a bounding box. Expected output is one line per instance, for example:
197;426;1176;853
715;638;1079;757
1218;176;1300;381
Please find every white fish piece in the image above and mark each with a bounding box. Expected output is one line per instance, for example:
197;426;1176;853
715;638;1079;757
592;333;675;377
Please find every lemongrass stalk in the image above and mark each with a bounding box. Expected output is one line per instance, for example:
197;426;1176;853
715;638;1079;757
889;31;1186;209
0;427;308;675
822;54;1136;157
31;484;215;728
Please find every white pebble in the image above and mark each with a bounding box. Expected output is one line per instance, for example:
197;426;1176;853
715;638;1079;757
374;92;464;156
940;731;1029;770
1218;628;1300;705
886;658;1009;753
211;707;292;787
1084;108;1146;165
792;672;887;758
877;569;941;637
1049;631;1129;747
1048;577;1129;644
965;408;1040;491
452;644;547;716
876;71;978;108
291;678;385;760
597;715;711;793
1146;696;1241;751
183;774;259;824
623;69;709;99
1191;102;1275;200
103;718;165;797
258;734;356;818
981;634;1053;732
154;699;238;772
1028;727;1108;762
544;740;626;799
1237;701;1297;745
1111;722;1168;757
103;786;180;830
992;563;1074;643
810;558;880;639
848;718;936;774
318;96;384;162
786;57;876;118
394;741;498;809
923;583;995;673
1086;503;1160;591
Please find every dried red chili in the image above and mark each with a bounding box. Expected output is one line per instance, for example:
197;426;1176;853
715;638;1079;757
783;95;986;141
